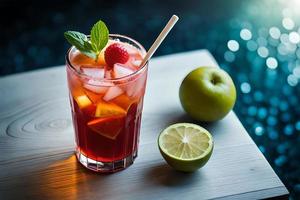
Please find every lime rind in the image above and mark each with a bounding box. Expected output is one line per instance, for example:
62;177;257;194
158;123;213;161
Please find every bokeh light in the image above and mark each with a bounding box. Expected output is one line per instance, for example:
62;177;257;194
288;31;300;44
282;17;295;30
227;40;240;52
269;27;281;39
240;29;252;40
266;57;278;69
257;46;269;58
240;82;251;93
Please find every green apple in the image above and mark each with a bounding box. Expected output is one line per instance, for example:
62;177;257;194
179;67;236;122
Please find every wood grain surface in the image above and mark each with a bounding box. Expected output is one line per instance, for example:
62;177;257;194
0;50;288;200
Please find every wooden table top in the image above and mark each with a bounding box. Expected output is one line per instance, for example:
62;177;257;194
0;50;289;200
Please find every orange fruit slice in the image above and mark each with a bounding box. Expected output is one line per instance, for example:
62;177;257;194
95;100;126;117
75;95;92;109
83;89;104;103
87;115;125;139
71;51;102;67
111;94;134;111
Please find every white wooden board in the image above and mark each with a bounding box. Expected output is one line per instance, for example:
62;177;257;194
0;50;288;200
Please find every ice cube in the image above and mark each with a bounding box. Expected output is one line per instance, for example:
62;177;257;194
105;70;112;79
131;59;142;67
83;79;112;94
80;67;105;79
103;86;124;101
114;64;135;78
123;44;139;55
126;74;147;97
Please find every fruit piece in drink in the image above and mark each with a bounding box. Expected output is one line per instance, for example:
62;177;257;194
88;115;125;140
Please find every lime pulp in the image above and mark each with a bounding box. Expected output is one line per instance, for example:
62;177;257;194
158;123;213;172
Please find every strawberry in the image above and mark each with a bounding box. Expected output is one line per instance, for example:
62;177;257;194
104;43;129;68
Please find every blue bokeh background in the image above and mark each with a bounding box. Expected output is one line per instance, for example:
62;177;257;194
1;0;300;198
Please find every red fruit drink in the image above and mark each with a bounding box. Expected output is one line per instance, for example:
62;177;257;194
66;34;148;172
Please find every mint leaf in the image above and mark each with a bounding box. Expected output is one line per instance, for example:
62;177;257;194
64;31;97;59
64;31;87;50
64;20;109;61
82;41;97;59
91;20;109;52
84;41;95;52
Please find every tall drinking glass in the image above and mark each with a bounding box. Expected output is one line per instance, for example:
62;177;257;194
66;34;148;172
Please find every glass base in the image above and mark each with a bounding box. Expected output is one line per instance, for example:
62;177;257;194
76;149;137;173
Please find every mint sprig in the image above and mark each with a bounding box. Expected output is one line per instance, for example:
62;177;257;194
91;20;109;52
64;20;109;61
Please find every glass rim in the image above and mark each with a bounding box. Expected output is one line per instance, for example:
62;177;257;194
66;34;148;84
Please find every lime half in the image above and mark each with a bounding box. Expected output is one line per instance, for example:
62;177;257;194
158;123;213;172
